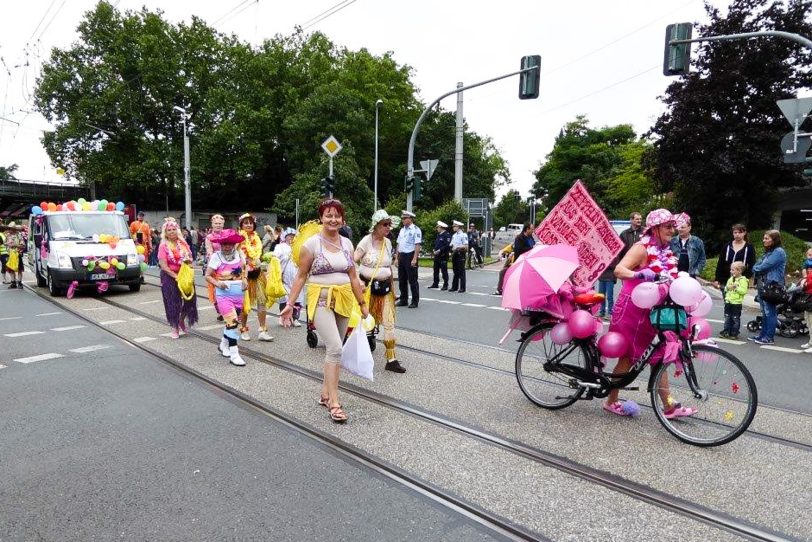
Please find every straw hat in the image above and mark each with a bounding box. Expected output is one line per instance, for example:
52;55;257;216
369;209;401;233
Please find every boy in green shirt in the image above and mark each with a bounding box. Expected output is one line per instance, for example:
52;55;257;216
720;261;748;338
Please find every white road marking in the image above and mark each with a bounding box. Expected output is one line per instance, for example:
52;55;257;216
468;292;489;296
198;324;222;331
198;305;215;311
715;337;746;345
129;316;146;321
15;352;64;364
421;297;436;301
706;318;724;324
35;312;62;317
461;303;486;308
760;345;801;354
4;331;44;337
0;364;6;369
435;300;460;305
82;307;107;311
487;306;508;311
50;325;86;332
139;300;162;305
133;336;157;343
69;344;112;354
0;316;23;321
160;332;178;338
99;320;126;325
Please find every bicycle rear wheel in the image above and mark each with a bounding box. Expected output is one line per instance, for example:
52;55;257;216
515;325;588;409
650;345;757;447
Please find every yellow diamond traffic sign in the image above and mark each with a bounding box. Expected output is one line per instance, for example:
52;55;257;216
321;135;342;157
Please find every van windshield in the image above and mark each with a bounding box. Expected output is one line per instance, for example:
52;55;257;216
47;214;130;240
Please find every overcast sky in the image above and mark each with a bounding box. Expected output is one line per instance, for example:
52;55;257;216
1;0;731;201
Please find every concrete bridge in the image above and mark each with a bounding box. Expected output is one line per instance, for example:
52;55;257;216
0;178;88;219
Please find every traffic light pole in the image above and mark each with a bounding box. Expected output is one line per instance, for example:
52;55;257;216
405;64;539;212
670;30;812;51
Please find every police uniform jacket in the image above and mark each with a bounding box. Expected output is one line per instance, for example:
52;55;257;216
434;231;451;259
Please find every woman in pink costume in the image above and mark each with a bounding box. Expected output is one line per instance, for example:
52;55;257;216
603;209;696;419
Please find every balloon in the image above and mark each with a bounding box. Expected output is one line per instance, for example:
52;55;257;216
631;282;660;309
689;317;712;340
550;322;572;345
47;202;57;212
97;201;106;211
109;258;119;266
568;309;597;339
92;234;100;242
56;204;63;211
139;262;148;272
40;201;48;211
106;202;115;211
116;262;126;271
77;198;86;205
136;245;145;255
87;261;96;271
688;291;712;318
82;202;91;211
98;261;110;270
598;331;629;358
81;259;89;266
115;201;125;211
31;206;43;215
670;276;703;307
137;254;145;263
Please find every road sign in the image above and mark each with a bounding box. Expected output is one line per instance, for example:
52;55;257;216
419;159;439;180
463;197;488;218
777;97;812;127
321;135;342;157
781;131;812;163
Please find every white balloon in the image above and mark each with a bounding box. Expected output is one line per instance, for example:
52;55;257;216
631;282;660;309
670;276;703;307
689;291;713;318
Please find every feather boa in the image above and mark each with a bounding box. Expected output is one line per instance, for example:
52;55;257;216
641;235;678;280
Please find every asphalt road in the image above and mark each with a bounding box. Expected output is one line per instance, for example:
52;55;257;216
0;287;504;541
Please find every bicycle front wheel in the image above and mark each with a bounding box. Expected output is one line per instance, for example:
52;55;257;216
650;345;757;447
515;325;588;409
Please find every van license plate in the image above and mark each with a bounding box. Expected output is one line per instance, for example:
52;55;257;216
90;273;114;280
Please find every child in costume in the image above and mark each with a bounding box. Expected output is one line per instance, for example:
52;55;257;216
205;229;248;366
273;227;304;326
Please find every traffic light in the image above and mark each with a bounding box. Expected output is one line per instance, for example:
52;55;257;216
320;175;335;197
663;23;693;76
518;55;541;100
405;176;415;192
413;177;422;201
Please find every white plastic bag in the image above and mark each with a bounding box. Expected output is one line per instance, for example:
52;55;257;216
340;327;374;381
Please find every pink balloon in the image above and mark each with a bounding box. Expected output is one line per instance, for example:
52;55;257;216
598;331;629;358
568;309;597;339
688;291;712;318
550;322;572;345
689;317;712;340
631;282;660;309
670;276;703;307
594;319;604;335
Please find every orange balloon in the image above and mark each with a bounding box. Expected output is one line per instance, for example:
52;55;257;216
106;202;115;211
47;202;57;212
40;201;48;210
56;204;63;211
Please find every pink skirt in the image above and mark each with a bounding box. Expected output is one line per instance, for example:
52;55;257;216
608;279;656;361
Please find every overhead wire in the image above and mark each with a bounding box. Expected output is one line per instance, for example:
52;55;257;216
301;0;357;30
213;0;255;26
27;0;59;45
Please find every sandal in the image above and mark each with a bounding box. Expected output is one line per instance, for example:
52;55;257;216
318;395;329;408
603;401;634;417
664;403;698;419
328;405;348;423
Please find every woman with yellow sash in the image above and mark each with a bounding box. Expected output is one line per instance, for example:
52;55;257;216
238;213;273;342
280;199;369;423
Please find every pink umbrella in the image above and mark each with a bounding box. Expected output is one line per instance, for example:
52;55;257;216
501;244;580;311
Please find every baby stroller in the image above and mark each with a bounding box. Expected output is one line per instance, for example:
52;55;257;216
746;281;810;338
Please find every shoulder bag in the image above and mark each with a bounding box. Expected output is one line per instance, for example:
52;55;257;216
760;281;786;304
366;240;391;297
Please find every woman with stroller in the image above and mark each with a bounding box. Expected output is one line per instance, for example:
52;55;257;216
354;210;405;374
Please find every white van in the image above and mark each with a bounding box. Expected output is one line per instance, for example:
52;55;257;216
28;211;142;296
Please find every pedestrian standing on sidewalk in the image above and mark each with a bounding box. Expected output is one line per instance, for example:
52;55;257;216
799;248;812;353
428;221;451;291
670;214;706;279
396;210;421;308
2;222;24;288
157;219;198;339
205;214;226;322
449;220;468;293
262;225;276;254
493;243;514;296
597;255;618;319
0;220;10;285
280;199;369;423
206;229;248;366
355;210;405;373
720;261;748;339
619;212;643;258
713;224;755;298
749;230;787;346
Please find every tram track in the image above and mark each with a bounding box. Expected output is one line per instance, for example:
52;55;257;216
33;282;801;542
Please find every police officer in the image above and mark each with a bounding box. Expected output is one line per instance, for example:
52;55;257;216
449;220;468;293
428;221;451;290
396;210;422;308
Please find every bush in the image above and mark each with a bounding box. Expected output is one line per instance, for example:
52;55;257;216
414;200;468;256
699;257;717;282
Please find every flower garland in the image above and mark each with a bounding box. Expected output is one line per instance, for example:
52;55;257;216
641;235;679;280
240;230;262;263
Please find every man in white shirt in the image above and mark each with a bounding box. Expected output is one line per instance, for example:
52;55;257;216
449;220;468;293
396;210;422;308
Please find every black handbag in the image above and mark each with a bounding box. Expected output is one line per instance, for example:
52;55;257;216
370;279;391;296
246;268;261;279
760;281;786;304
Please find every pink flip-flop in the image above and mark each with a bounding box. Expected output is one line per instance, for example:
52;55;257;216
66;280;78;299
603;401;633;417
664;404;698;419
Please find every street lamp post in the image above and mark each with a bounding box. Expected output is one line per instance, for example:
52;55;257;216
173;106;192;230
374;99;383;210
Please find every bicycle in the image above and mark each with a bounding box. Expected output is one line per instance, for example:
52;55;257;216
466;246;484;270
514;294;758;447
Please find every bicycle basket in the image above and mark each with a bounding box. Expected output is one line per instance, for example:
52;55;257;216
649;302;687;332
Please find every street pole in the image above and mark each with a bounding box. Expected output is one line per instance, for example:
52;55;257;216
173;106;192;230
374;99;383;210
405;63;539;212
454;83;464;204
295;198;300;228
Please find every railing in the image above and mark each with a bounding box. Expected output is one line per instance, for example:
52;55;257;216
0;178;88;200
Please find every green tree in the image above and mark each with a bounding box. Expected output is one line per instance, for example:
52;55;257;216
0;164;18;181
493;189;529;228
650;0;812;237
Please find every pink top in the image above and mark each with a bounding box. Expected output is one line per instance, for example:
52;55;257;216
158;240;189;273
